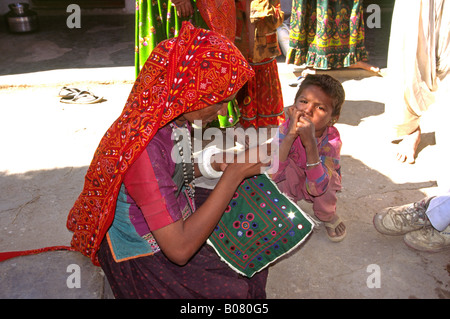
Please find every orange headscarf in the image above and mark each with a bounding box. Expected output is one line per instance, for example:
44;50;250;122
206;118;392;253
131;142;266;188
66;22;254;265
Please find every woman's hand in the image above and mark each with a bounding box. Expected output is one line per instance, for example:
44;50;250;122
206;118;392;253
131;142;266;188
214;144;272;180
210;152;229;173
152;144;271;266
171;0;194;17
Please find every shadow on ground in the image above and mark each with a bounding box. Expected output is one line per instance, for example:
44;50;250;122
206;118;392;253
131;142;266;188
1;155;448;299
267;155;449;299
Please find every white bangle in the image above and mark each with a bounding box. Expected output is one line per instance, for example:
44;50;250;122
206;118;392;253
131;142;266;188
198;147;224;179
306;160;321;167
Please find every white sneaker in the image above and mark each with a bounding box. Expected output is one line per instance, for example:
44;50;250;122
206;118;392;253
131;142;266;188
404;225;450;252
373;197;433;235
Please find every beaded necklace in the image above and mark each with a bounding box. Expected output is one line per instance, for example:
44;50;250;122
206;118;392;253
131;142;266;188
170;122;195;200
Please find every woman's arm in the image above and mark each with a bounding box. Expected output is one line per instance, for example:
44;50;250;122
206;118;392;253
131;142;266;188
152;147;269;265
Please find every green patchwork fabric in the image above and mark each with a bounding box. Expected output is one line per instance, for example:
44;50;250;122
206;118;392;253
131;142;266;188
208;173;314;277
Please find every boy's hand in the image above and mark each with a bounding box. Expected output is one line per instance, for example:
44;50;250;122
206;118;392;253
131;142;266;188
286;106;302;137
296;113;316;148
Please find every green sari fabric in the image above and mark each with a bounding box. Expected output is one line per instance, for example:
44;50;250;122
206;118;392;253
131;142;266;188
135;0;239;128
287;0;368;69
135;0;208;77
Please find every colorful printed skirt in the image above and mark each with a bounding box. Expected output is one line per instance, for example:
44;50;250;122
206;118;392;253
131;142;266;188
238;58;286;128
286;0;368;69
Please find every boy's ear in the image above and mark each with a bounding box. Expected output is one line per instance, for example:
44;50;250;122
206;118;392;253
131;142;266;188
329;115;339;126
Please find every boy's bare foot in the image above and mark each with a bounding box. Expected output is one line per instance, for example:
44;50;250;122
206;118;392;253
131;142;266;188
396;127;421;164
324;215;346;242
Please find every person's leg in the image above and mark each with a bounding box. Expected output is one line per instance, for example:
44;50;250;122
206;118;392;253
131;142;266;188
373;197;433;235
426;192;450;231
395;126;421;164
312;188;346;242
404;189;450;252
403;224;450;252
373;191;450;234
374;190;450;252
434;0;450;189
386;0;438;164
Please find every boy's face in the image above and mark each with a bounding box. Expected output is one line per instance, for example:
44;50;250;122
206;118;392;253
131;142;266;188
294;85;339;137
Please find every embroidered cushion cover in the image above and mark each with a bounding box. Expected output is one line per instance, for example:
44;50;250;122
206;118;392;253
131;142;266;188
207;173;313;277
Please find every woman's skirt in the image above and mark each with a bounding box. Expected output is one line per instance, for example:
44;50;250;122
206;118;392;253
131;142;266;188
286;0;368;69
135;0;208;77
238;58;286;128
98;187;268;299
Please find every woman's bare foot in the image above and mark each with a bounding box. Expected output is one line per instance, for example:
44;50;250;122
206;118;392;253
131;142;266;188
324;215;346;242
348;61;380;74
301;68;316;77
396;127;421;164
301;62;381;77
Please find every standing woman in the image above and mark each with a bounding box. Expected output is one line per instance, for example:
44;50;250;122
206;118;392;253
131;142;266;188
67;23;269;299
287;0;379;75
235;0;287;128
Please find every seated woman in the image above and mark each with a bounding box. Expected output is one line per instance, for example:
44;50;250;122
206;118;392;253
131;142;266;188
67;22;269;299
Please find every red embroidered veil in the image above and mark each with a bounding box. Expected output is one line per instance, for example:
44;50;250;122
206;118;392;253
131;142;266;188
197;0;236;41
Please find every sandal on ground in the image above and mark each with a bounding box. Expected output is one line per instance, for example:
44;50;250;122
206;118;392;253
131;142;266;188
324;217;347;243
288;75;304;87
376;69;386;77
60;90;103;104
58;86;81;98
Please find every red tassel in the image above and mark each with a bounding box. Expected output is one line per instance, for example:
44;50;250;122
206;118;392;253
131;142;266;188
0;246;74;262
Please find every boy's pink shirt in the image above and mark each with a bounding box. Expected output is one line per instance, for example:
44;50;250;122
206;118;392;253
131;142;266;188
273;118;342;196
